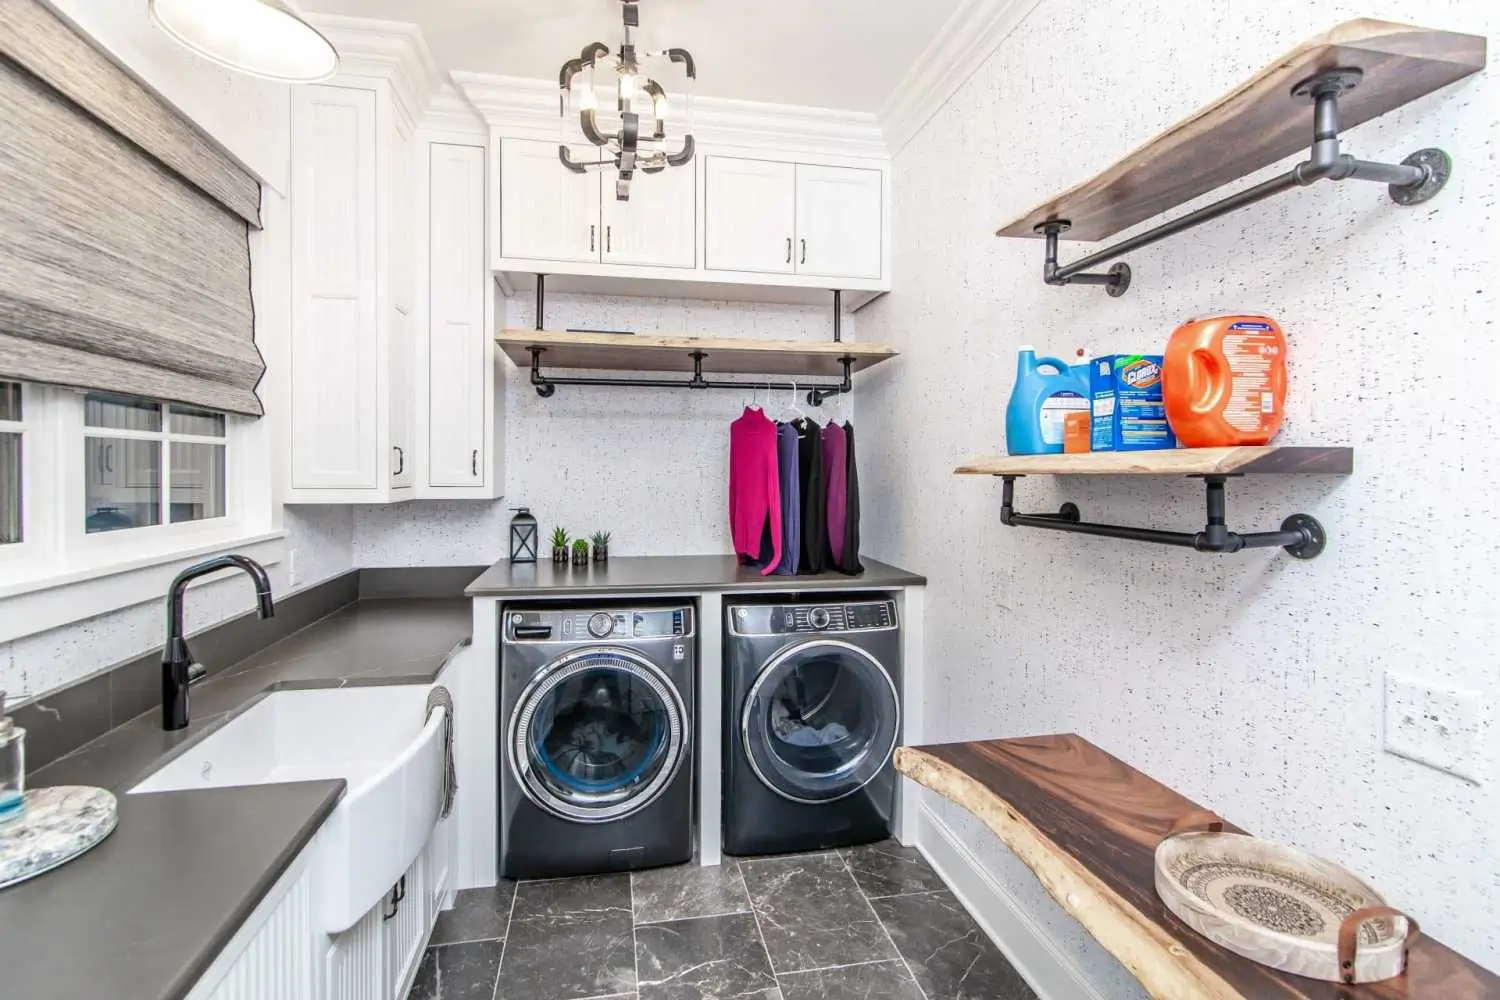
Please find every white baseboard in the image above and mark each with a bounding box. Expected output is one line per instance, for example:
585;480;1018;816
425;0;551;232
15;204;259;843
915;804;1109;1000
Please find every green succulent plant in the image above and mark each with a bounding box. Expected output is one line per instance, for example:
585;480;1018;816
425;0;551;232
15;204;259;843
572;538;589;554
590;530;611;547
549;526;569;548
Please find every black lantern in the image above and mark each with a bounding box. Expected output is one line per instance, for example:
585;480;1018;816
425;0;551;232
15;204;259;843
509;507;539;564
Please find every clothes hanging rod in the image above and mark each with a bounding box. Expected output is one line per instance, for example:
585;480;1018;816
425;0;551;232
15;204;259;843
1037;68;1451;296
529;348;853;405
999;475;1327;558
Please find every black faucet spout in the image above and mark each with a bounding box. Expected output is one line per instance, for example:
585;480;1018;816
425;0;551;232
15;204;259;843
162;555;276;731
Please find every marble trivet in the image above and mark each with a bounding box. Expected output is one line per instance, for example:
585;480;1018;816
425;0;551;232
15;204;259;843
0;786;118;890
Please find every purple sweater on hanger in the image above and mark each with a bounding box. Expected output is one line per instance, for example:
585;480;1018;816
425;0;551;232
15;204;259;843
822;421;848;566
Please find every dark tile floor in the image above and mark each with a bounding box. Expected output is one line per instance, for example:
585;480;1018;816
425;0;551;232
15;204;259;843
409;841;1038;1000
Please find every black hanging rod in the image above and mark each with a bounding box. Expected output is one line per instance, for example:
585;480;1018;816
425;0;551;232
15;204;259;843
999;475;1327;559
530;348;852;406
1038;68;1452;296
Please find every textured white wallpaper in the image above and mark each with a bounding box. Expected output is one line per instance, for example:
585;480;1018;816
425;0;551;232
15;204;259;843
352;291;857;565
858;0;1498;989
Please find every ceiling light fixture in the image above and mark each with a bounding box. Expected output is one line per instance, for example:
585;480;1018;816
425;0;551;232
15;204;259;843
149;0;339;83
558;0;696;201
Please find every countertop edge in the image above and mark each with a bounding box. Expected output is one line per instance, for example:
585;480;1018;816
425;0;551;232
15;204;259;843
165;778;346;1000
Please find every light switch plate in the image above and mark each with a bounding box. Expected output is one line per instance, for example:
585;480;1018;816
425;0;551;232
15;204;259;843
1383;672;1484;784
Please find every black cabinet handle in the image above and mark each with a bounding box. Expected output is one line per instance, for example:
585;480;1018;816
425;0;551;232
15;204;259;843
106;444;113;473
393;446;404;476
785;237;791;263
800;239;807;264
472;449;478;476
590;224;595;253
606;225;612;253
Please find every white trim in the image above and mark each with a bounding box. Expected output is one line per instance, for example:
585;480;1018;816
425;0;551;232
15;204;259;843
916;804;1110;1000
0;531;286;645
894;585;925;844
878;0;1046;154
696;591;724;868
419;85;487;139
308;14;443;130
454;72;889;161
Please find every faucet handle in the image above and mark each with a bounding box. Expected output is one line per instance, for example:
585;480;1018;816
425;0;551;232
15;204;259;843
187;663;208;685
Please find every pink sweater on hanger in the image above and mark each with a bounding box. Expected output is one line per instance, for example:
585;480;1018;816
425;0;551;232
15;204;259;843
729;407;782;575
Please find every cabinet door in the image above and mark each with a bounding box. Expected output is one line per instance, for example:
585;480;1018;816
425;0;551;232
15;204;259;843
499;138;601;262
600;164;695;268
704;157;795;274
389;305;414;489
795;164;883;279
389;130;415;315
427;144;487;488
291;86;379;490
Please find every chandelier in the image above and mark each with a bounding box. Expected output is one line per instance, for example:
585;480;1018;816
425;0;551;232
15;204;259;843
558;0;696;201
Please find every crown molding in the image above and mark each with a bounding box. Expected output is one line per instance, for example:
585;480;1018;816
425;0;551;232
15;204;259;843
453;72;888;161
879;0;1045;155
418;85;486;138
309;14;443;128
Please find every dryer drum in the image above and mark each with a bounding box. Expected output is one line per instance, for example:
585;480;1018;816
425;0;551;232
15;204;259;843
510;647;687;824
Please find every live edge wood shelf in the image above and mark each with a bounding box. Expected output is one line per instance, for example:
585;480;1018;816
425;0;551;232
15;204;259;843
957;447;1353;558
497;329;897;405
896;735;1500;1000
998;20;1486;296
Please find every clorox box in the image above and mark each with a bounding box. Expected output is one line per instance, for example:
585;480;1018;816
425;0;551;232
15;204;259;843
1090;354;1176;452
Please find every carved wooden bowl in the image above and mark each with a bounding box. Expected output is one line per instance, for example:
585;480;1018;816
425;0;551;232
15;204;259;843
1155;826;1413;983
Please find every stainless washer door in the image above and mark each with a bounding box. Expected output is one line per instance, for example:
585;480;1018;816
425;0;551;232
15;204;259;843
741;639;900;804
509;646;687;823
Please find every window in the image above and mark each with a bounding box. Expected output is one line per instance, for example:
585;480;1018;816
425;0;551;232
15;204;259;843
0;381;21;546
83;394;227;535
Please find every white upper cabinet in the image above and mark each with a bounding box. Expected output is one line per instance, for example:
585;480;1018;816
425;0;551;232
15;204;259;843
794;164;882;280
427;143;490;489
704;157;796;274
290;85;380;492
499;139;601;263
601;165;696;268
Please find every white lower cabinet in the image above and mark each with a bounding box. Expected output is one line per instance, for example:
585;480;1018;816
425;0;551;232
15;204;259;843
188;849;319;1000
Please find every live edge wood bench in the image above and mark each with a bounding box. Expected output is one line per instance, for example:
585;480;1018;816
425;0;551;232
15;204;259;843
894;734;1500;999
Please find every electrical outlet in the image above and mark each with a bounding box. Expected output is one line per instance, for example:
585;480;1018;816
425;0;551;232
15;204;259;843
287;548;300;588
1383;672;1484;784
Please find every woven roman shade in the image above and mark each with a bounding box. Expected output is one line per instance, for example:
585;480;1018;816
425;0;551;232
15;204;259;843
0;0;266;416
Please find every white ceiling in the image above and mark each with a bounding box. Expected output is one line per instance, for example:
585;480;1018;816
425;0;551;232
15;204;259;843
300;0;964;112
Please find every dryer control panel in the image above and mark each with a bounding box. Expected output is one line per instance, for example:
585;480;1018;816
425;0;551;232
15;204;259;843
505;606;694;642
729;599;897;637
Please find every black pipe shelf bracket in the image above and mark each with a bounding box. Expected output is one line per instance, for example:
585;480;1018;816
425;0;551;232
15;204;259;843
1038;68;1453;296
998;474;1327;559
527;280;855;406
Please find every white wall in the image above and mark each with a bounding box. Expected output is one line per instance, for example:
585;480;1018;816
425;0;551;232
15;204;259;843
859;0;1497;989
352;291;854;565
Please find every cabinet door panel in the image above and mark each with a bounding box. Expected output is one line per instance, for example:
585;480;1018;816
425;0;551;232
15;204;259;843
389;305;414;489
427;144;487;488
794;164;883;279
601;165;695;268
291;87;378;490
704;156;794;274
499;138;601;262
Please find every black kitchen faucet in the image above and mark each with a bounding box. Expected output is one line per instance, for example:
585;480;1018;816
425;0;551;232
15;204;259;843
162;555;275;731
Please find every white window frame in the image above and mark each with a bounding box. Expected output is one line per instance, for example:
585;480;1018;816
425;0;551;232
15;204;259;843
0;384;282;643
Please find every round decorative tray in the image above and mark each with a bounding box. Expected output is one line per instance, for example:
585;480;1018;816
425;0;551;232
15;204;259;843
1154;812;1418;984
0;786;118;890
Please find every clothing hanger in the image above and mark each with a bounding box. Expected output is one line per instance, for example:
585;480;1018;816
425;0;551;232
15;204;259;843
778;381;806;424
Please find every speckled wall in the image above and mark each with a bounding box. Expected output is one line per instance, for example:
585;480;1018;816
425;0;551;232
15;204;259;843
857;0;1497;987
352;292;856;565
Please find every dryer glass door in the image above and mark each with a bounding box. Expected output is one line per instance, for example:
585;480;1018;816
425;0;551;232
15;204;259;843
742;639;900;804
510;647;687;823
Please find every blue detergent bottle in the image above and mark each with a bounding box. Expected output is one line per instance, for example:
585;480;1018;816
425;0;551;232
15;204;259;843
1005;346;1092;455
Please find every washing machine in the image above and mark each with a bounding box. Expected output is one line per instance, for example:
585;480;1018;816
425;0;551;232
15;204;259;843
723;596;901;856
500;602;694;879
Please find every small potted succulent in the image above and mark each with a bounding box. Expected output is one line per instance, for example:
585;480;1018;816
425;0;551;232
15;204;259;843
571;538;590;567
550;526;570;564
591;530;611;563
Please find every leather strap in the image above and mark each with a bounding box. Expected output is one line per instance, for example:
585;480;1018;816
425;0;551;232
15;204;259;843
1165;810;1225;837
1337;906;1420;984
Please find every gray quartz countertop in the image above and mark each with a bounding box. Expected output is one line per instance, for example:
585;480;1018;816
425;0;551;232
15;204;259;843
5;596;473;1000
0;780;344;1000
466;554;925;597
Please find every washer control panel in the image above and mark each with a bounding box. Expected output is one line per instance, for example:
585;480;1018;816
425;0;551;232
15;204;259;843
730;599;897;636
505;606;693;641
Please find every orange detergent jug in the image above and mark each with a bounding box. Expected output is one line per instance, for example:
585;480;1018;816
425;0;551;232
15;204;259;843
1162;315;1286;447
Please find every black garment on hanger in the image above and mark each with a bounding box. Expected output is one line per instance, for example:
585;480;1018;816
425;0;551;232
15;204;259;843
837;421;863;575
794;418;827;574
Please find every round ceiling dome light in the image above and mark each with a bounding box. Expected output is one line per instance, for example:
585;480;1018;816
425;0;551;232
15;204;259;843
149;0;339;83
